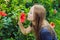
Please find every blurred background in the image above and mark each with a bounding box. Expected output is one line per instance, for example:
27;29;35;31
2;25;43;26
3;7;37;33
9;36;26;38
0;0;60;40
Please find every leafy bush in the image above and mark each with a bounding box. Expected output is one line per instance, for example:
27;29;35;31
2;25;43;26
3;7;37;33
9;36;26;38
0;0;60;40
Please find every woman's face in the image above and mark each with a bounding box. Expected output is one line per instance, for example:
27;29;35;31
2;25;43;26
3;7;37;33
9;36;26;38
27;7;34;21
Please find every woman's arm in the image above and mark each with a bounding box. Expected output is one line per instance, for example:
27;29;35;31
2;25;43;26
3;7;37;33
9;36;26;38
18;21;32;35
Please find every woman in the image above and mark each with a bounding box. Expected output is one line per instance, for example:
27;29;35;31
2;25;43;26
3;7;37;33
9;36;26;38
18;4;57;40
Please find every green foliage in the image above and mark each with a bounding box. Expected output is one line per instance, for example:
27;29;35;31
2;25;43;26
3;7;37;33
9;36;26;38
0;0;60;40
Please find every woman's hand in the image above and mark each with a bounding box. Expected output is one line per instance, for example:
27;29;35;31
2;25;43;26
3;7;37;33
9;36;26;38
18;20;32;35
18;20;22;26
18;12;32;35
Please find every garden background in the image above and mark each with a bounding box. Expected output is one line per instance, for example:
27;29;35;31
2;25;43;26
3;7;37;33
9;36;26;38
0;0;60;40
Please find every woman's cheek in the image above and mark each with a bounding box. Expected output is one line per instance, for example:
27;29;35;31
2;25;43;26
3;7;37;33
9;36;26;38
27;14;33;21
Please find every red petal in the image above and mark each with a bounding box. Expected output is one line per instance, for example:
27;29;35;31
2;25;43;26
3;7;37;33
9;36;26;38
51;23;54;26
20;19;25;23
0;11;7;16
20;13;26;23
50;22;55;27
0;11;2;16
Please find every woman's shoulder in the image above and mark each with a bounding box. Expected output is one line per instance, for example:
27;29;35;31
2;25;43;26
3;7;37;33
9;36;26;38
40;27;57;40
41;20;50;31
42;20;50;26
40;27;50;33
40;27;52;39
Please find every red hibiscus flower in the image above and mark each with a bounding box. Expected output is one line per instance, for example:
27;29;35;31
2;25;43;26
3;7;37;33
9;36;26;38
0;11;7;16
20;12;26;23
50;22;55;28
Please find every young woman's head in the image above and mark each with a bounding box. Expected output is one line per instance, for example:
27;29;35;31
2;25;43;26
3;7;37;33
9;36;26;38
27;4;46;22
